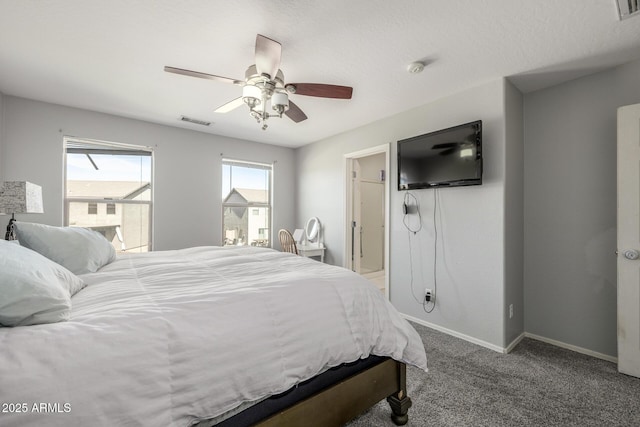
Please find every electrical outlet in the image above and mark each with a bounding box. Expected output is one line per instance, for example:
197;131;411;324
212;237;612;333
509;304;513;319
425;288;433;302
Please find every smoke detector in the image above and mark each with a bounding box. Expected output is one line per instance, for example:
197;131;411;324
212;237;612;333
617;0;640;20
407;62;425;74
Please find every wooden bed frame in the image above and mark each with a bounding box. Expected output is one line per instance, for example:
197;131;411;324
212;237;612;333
254;359;412;426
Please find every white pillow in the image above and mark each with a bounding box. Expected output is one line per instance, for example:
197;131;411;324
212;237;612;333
15;222;116;275
0;240;85;327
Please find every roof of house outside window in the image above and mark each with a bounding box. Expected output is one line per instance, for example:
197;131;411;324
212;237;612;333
223;188;268;204
67;181;151;200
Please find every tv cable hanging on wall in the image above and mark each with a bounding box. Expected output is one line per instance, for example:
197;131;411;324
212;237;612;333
403;191;438;313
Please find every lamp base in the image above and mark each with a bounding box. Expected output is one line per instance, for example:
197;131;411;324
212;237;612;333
5;214;16;241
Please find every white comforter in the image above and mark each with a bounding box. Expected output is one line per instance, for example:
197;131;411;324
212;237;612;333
0;246;427;426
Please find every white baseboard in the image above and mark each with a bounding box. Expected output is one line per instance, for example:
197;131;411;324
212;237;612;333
402;313;506;354
524;332;618;363
402;314;618;363
505;332;525;353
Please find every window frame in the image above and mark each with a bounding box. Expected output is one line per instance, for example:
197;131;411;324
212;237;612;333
63;137;154;251
221;158;273;248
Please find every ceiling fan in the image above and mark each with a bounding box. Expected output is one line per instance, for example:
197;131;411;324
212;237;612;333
165;34;353;130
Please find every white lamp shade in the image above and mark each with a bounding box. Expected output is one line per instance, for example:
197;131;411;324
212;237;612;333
242;85;262;106
271;92;289;110
0;181;44;214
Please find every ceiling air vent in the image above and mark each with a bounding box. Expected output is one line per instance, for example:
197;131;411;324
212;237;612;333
180;116;211;127
617;0;640;19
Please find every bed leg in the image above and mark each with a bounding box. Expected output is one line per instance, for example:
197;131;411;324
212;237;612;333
386;362;412;426
387;392;412;425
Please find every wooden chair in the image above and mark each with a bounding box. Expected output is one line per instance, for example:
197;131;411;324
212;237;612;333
278;229;298;255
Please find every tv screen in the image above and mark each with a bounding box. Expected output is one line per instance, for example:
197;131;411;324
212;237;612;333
397;120;482;190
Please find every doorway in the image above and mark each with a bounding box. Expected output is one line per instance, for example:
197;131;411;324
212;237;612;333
344;144;390;299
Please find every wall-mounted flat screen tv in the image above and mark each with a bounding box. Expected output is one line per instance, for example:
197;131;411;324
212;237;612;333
397;120;482;190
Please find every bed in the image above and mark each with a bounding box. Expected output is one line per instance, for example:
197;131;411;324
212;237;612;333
0;223;427;427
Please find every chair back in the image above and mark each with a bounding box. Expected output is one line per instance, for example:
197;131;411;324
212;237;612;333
278;229;298;255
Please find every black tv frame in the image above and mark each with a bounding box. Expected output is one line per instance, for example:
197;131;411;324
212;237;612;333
397;120;482;190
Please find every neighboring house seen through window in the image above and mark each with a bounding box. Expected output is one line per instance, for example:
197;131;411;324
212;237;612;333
64;137;153;253
222;159;272;247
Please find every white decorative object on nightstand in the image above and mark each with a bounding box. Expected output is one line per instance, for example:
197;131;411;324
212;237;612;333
299;217;325;262
292;228;304;244
0;181;44;241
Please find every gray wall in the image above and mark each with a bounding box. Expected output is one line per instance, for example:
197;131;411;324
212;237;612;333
524;58;640;357
0;96;296;251
296;79;516;349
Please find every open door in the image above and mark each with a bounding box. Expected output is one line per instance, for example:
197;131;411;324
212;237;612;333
360;180;385;273
344;145;390;299
617;103;640;378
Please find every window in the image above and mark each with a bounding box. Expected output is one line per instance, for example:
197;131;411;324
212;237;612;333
222;159;272;247
64;138;153;253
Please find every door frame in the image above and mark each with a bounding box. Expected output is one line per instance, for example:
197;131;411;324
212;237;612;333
344;144;390;300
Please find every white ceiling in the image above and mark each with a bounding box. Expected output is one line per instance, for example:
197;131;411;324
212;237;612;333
1;1;639;148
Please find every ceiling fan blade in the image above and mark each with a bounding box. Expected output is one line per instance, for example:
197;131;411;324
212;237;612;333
432;142;460;150
286;83;353;99
255;34;281;79
164;66;242;85
439;147;458;156
215;97;245;113
285;100;308;123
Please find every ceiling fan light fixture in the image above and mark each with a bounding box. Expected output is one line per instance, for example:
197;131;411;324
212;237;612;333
271;92;289;114
242;85;262;108
460;148;473;158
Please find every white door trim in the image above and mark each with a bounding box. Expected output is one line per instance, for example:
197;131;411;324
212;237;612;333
344;144;391;300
